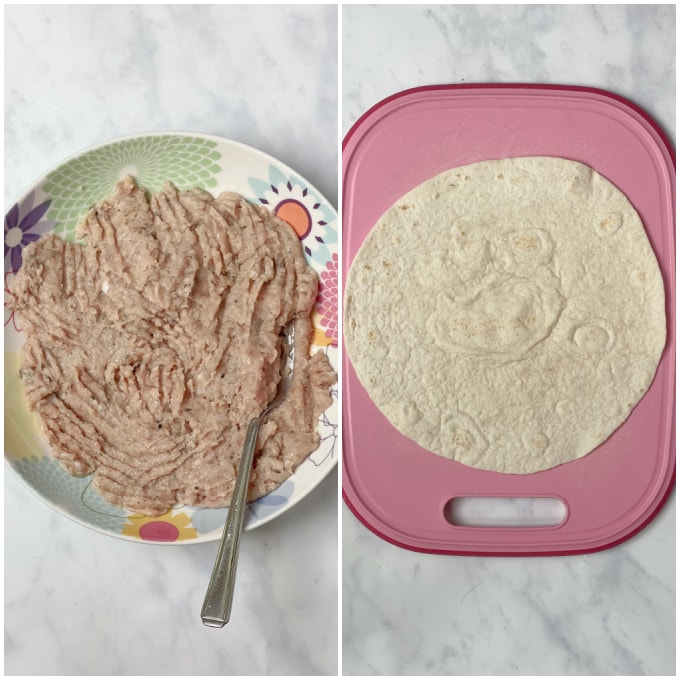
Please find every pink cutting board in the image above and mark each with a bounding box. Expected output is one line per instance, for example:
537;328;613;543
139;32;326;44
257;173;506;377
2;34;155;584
342;84;675;555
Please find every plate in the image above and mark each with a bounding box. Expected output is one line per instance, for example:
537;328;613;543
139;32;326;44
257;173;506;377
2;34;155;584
5;131;338;543
342;84;675;555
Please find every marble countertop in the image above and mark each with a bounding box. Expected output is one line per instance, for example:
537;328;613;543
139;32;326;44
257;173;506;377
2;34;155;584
5;5;338;676
342;5;675;676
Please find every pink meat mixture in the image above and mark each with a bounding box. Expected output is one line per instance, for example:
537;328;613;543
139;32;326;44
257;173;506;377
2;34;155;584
10;176;336;516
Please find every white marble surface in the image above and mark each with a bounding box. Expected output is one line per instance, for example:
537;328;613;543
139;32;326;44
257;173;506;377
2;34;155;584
5;5;338;676
342;4;675;676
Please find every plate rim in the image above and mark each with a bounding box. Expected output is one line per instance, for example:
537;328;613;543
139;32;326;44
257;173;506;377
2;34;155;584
5;130;338;544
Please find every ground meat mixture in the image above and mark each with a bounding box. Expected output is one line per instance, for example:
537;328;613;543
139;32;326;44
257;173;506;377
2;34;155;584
10;176;336;516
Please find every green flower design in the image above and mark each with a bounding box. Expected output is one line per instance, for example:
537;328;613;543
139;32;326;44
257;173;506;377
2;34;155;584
43;135;222;241
12;456;127;534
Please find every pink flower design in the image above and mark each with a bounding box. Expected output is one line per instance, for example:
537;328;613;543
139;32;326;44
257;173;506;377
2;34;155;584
317;254;338;346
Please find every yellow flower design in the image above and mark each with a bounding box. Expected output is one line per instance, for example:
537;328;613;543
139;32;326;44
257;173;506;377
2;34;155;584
122;510;198;542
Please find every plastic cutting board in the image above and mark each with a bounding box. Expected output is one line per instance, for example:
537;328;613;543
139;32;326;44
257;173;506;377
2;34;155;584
342;84;675;556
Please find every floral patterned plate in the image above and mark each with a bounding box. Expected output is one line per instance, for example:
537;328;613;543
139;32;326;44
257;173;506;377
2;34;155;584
5;132;338;543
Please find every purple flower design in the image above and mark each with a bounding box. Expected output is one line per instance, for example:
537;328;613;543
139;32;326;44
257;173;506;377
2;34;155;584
4;192;56;273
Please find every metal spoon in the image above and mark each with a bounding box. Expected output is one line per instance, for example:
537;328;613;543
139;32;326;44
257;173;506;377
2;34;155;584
201;321;296;627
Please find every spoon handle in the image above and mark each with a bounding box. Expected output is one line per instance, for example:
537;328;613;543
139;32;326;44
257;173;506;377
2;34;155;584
201;416;261;627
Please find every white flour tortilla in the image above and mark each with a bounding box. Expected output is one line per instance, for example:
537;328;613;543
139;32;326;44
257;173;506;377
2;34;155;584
344;157;666;474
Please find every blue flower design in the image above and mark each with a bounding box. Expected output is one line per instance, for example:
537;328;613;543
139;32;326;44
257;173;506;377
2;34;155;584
248;479;294;521
4;192;56;273
248;166;337;268
190;506;229;534
11;456;127;534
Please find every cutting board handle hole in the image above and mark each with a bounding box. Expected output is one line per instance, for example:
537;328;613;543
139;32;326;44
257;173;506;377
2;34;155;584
444;496;567;528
